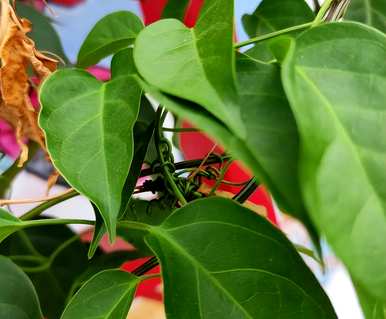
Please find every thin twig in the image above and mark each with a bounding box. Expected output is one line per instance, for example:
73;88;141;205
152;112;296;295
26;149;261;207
0;188;75;206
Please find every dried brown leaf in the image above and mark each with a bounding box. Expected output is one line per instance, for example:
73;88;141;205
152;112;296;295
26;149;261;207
0;0;58;166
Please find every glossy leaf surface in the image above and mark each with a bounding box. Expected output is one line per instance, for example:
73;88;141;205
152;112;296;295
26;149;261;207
61;269;140;319
0;256;42;319
135;197;336;318
281;22;386;299
77;11;143;67
346;0;386;32
39;69;141;239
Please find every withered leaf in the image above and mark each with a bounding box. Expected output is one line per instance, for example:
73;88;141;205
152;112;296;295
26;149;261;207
0;0;57;166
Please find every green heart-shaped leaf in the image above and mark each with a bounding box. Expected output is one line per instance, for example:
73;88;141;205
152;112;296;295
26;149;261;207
77;11;143;68
242;0;314;61
0;256;43;319
281;22;386;299
39;70;141;240
0;209;23;243
134;0;245;136
121;197;336;318
346;0;386;32
61;269;140;319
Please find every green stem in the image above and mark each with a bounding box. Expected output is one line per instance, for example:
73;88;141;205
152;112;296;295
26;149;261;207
20;189;79;221
312;0;335;26
208;160;233;196
140;155;230;177
118;221;151;232
140;273;161;280
17;230;45;258
234;22;313;49
22;235;79;273
9;255;47;263
23;218;94;228
162;127;201;133
155;107;187;206
232;178;259;203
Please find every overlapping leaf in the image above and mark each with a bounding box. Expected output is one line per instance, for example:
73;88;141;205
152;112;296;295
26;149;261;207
134;0;314;243
281;22;386;299
39;69;141;240
134;0;244;136
135;55;317;245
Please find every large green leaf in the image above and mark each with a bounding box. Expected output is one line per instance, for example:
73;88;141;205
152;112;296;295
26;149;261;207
346;0;386;32
77;11;143;68
242;0;314;62
16;3;68;63
134;0;245;136
39;70;141;240
61;269;140;319
121;197;336;318
281;22;386;299
0;255;42;319
0;209;24;243
87;49;154;257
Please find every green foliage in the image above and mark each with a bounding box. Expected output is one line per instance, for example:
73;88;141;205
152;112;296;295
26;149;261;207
61;269;140;319
134;0;318;247
0;225;88;318
77;11;144;67
0;255;42;319
2;0;385;318
242;0;314;61
280;22;386;299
